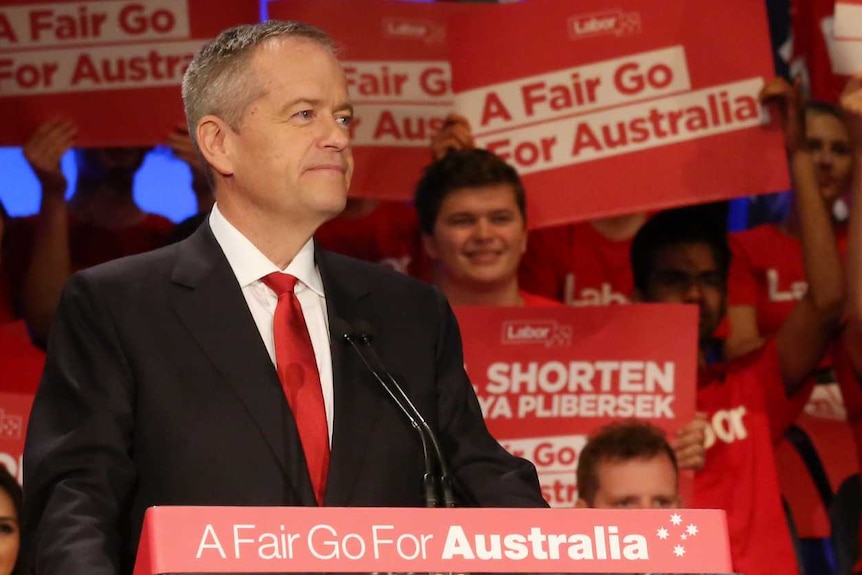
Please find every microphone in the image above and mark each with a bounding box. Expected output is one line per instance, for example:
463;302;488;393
336;318;457;508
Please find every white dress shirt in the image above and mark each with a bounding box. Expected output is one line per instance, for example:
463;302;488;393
209;204;334;444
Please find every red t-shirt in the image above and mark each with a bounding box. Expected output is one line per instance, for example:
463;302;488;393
0;321;44;395
834;347;862;574
835;344;862;461
314;201;421;275
728;223;848;336
520;290;563;308
5;212;174;298
693;341;805;575
519;222;632;306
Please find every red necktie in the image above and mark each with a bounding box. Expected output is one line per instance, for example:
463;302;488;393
261;272;329;505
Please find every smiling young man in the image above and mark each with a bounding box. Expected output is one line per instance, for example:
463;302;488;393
22;21;547;575
414;148;558;308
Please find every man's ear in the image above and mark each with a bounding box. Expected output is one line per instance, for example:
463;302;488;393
574;498;590;509
421;233;439;260
196;115;236;178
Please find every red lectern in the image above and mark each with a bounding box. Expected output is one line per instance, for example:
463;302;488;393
133;506;734;574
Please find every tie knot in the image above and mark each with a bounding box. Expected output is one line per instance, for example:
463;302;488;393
261;272;299;297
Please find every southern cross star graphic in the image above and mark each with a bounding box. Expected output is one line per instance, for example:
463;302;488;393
686;524;698;536
674;545;685;557
670;513;683;526
681;533;688;541
657;527;669;540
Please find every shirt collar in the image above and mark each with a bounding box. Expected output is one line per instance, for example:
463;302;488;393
208;203;324;296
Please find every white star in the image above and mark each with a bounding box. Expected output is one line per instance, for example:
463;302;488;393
670;513;683;526
686;524;698;536
674;544;685;557
681;533;688;540
657;527;669;540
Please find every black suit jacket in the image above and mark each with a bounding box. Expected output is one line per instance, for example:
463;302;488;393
22;223;546;575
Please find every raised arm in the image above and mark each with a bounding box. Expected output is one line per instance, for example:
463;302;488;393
764;79;846;393
20;120;77;346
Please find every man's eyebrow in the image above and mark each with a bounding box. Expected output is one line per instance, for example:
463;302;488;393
334;102;354;116
278;99;354;116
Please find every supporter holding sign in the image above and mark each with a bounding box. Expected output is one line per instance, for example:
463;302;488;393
726;80;854;359
630;194;843;574
724;78;862;546
447;0;789;228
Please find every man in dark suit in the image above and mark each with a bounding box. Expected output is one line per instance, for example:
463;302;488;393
22;20;546;575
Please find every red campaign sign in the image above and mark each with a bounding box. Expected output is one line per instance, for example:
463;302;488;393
133;506;733;574
267;0;472;200
455;305;698;507
448;0;789;228
0;392;34;484
0;0;259;146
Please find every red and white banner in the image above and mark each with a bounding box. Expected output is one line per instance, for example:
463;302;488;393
449;0;789;228
455;305;698;507
134;506;733;574
268;0;471;200
0;0;258;146
0;392;34;484
832;0;862;74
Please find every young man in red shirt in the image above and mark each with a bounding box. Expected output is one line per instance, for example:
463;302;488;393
430;113;646;307
414;148;559;308
629;175;844;575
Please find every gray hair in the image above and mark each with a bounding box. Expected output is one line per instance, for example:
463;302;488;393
182;20;335;154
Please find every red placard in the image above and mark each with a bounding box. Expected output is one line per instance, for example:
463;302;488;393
134;506;733;574
0;0;259;146
0;392;34;484
456;304;698;507
449;0;789;228
267;0;471;200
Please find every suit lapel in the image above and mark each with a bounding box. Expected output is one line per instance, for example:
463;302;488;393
168;224;315;505
317;249;387;506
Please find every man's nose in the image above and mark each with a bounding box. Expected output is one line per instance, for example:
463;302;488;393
320;116;350;151
473;218;493;240
682;279;704;303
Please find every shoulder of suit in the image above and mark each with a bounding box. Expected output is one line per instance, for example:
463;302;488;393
72;241;181;288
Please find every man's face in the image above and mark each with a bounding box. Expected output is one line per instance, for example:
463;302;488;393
584;454;680;509
224;37;354;226
805;110;853;205
644;242;725;344
423;184;527;289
